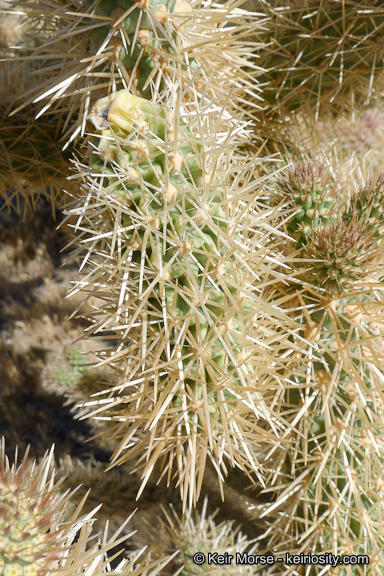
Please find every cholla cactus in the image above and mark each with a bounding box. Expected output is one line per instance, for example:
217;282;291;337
0;48;71;211
144;499;278;575
272;162;336;244
65;87;295;507
4;0;296;512
11;0;264;143
256;0;384;117
0;439;176;576
52;346;103;397
260;166;384;574
4;0;384;572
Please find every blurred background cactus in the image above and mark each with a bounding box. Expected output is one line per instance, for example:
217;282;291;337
256;0;384;117
0;440;176;576
2;0;384;574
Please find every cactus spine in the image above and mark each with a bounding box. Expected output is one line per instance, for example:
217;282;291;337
0;439;175;576
256;0;384;116
145;499;275;575
3;0;384;574
69;87;294;507
12;0;263;143
261;165;384;574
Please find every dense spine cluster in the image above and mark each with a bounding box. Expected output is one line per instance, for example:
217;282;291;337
68;88;293;506
0;440;175;576
272;162;336;243
256;0;384;116
11;0;263;143
146;500;275;575
3;0;384;574
261;165;384;574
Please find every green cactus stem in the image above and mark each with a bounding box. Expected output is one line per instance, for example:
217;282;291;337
12;0;262;143
260;167;384;574
68;88;295;506
273;161;336;244
85;0;193;97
